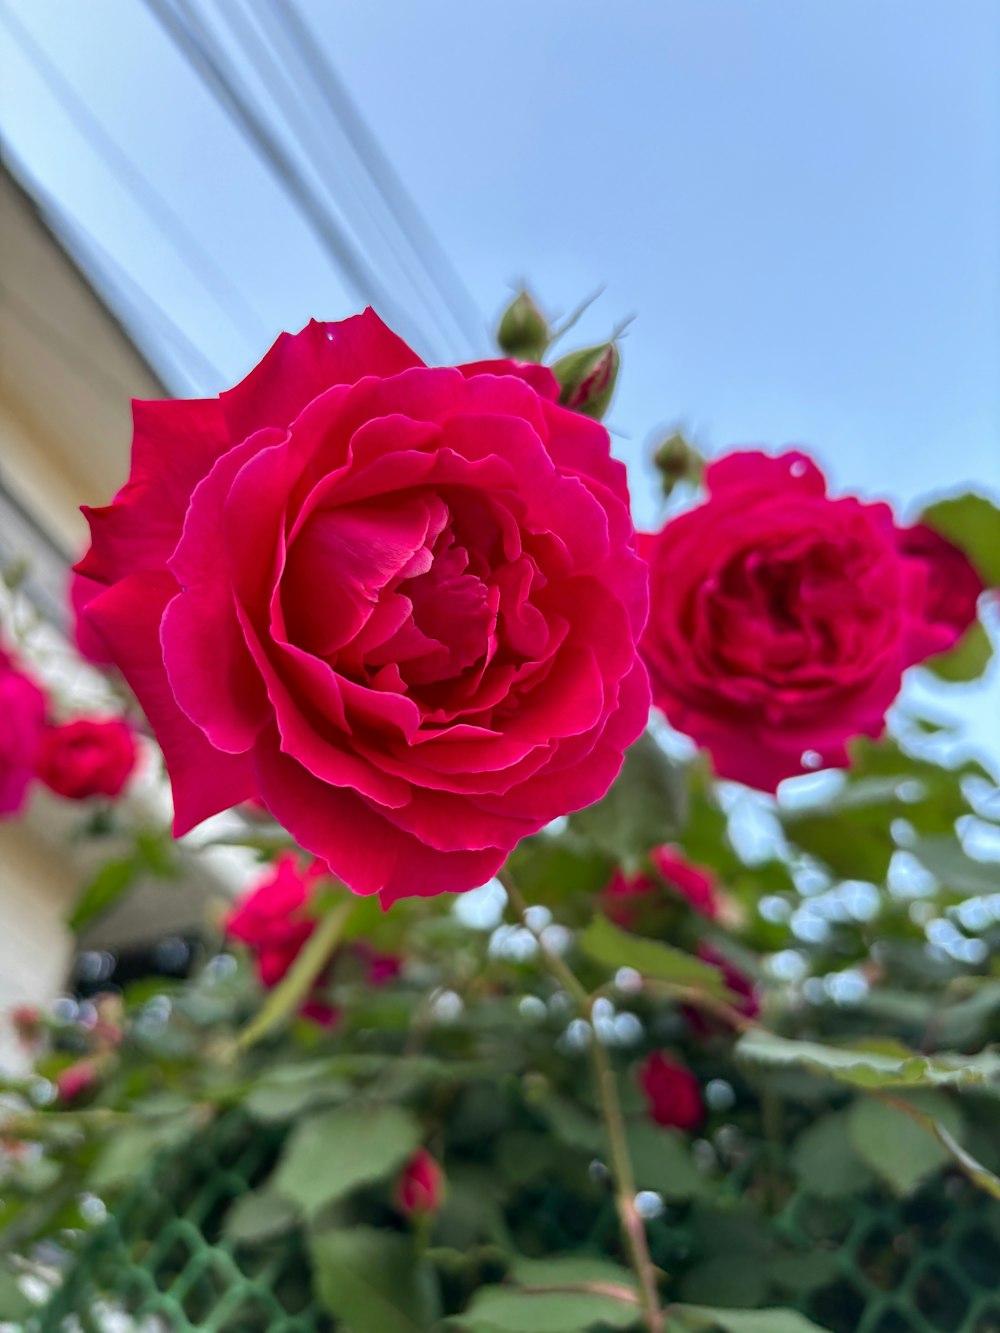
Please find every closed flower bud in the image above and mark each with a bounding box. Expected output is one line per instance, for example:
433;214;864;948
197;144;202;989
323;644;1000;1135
10;1004;43;1045
395;1147;444;1217
652;432;703;496
551;342;620;420
55;1060;98;1104
638;1051;703;1131
496;291;549;360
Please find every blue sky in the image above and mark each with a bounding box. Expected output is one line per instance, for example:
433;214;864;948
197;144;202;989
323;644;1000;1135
2;0;998;755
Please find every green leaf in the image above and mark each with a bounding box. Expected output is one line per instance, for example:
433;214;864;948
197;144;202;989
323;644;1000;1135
310;1226;440;1332
627;1122;707;1199
237;897;353;1049
67;858;138;933
570;733;687;871
580;916;733;1000
678;1256;769;1309
929;1121;1000;1200
224;1187;298;1244
509;1256;638;1294
274;1103;420;1217
452;1283;640;1332
920;492;1000;585
790;1112;875;1198
244;1060;353;1123
0;1264;34;1320
736;1029;1000;1092
910;837;1000;895
780;805;894;882
666;1307;832;1333
847;1092;963;1195
535;1095;604;1154
926;620;993;682
89;1115;195;1191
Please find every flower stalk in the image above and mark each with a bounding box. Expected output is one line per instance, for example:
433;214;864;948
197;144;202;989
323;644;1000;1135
500;871;664;1332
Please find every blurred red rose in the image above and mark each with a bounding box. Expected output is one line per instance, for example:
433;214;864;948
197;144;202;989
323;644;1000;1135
225;853;401;1026
603;845;719;926
77;310;649;905
638;1051;704;1131
641;451;952;791
55;1060;98;1104
37;718;137;801
0;646;46;817
894;522;984;660
395;1147;444;1217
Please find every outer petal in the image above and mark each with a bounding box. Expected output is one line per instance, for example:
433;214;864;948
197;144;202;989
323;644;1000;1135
253;728;505;902
85;571;256;833
161;431;283;754
77;398;230;586
220;309;424;442
458;358;560;400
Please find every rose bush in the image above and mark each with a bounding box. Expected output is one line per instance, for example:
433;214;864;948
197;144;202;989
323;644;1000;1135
77;311;648;905
640;450;971;791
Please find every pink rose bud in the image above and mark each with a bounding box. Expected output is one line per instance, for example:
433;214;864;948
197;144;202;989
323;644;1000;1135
638;1052;704;1131
37;718;137;801
496;291;549;361
55;1060;98;1104
551;341;620;420
10;1004;43;1045
395;1147;444;1217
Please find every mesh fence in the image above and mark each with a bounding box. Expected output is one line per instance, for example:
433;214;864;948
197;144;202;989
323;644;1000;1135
34;1112;1000;1333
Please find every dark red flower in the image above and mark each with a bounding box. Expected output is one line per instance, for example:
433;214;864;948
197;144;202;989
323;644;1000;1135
894;522;984;661
641;451;953;790
395;1147;444;1217
602;846;719;927
638;1051;704;1131
37;718;137;801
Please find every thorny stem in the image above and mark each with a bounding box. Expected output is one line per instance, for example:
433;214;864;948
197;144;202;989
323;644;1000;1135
499;870;665;1333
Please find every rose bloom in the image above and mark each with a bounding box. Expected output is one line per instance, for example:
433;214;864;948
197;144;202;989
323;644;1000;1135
395;1147;444;1217
69;570;115;666
78;311;648;904
894;522;984;659
602;845;719;927
638;1051;703;1131
641;451;955;791
0;646;46;817
226;853;402;1025
36;718;137;801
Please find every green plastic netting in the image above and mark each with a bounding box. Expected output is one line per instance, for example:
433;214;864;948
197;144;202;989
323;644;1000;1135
34;1111;1000;1333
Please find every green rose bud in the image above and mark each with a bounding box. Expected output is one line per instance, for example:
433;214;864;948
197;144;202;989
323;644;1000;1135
496;291;550;361
653;430;704;496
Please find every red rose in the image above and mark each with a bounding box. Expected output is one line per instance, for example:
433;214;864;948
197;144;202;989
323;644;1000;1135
697;943;760;1020
0;647;45;817
894;522;984;660
638;1051;703;1131
78;311;648;904
395;1147;444;1217
69;570;115;666
603;845;719;926
640;451;946;791
225;854;401;1025
37;718;137;801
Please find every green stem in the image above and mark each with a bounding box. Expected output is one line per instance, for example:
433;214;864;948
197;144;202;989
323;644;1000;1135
237;897;353;1050
500;871;664;1333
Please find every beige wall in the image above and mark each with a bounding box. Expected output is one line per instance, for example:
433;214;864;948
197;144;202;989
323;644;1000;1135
0;165;242;1066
